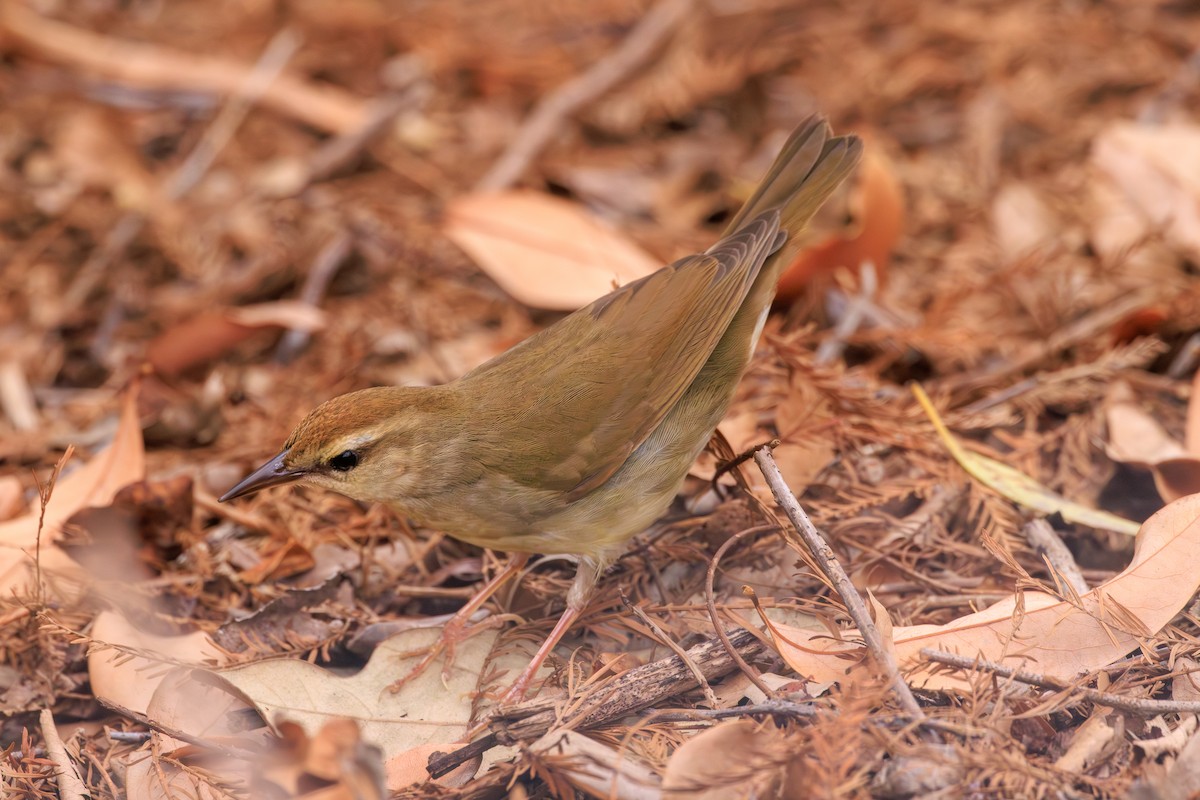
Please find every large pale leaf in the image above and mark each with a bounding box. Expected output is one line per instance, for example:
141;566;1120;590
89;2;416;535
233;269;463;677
207;627;498;788
444;190;661;310
772;493;1200;689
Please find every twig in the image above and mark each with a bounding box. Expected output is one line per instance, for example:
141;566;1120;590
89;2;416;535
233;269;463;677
650;702;969;739
0;5;368;134
1022;519;1089;597
38;709;88;800
274;231;355;364
60;28;302;319
752;445;925;718
815;261;878;365
475;0;693;191
705;526;778;700
33;447;73;609
1167;332;1200;379
304;92;415;186
920;649;1200;716
621;590;717;707
427;627;765;777
0;360;38;431
651;700;818;723
95;696;256;759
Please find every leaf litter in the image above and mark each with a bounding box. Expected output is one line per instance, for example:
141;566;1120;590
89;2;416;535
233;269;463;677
5;0;1200;798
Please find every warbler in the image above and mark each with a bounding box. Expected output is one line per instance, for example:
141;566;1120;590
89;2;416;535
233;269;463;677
222;116;862;700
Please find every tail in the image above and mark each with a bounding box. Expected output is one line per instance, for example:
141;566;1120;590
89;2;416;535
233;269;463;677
695;118;861;393
721;116;863;289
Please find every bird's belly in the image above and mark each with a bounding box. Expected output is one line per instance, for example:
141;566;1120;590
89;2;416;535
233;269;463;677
416;376;735;560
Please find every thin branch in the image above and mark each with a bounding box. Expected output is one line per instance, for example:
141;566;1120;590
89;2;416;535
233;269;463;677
95;696;257;759
753;445;925;718
427;626;764;778
705;525;778;700
475;0;693;191
39;709;88;800
1023;518;1089;597
920;648;1200;715
621;590;717;707
274;231;355;364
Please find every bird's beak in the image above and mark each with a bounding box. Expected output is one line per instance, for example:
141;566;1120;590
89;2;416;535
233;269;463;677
219;450;305;502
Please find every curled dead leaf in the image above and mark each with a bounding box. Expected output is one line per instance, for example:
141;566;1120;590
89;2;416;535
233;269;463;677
0;384;144;598
1104;380;1200;503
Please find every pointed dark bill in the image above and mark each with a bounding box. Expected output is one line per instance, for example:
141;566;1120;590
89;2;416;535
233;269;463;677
219;450;304;502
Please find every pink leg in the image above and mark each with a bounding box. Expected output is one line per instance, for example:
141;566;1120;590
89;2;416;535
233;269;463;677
499;557;602;703
388;552;529;693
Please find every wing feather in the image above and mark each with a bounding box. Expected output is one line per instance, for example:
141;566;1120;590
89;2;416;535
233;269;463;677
461;212;784;497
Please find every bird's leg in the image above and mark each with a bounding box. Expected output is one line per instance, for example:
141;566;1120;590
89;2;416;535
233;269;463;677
499;556;602;704
388;551;529;693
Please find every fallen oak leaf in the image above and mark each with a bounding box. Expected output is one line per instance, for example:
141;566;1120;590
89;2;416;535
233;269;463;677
204;626;499;790
0;382;143;548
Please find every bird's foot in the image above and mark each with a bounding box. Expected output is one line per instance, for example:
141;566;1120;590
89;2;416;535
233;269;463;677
387;614;505;693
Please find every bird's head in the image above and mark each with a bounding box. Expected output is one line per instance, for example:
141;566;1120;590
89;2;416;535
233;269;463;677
220;386;452;508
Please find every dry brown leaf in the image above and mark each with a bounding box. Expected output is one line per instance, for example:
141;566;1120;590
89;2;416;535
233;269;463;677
443;190;661;310
88;611;225;716
121;667;264;800
124;759;227;800
1104;380;1200;502
255;720;387;800
992;182;1058;259
0;384;144;597
207;626;499;789
662;719;786;798
1152;726;1200;800
146;301;327;377
770;492;1200;690
1054;712;1118;774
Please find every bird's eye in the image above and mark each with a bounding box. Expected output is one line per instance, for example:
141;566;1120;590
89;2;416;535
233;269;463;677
329;450;359;472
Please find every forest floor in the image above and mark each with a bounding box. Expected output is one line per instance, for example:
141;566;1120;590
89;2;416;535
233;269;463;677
4;0;1200;797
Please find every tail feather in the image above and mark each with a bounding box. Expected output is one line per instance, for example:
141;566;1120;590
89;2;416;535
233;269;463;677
721;117;864;287
698;117;862;389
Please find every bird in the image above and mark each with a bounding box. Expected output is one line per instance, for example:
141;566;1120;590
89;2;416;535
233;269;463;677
221;116;862;702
